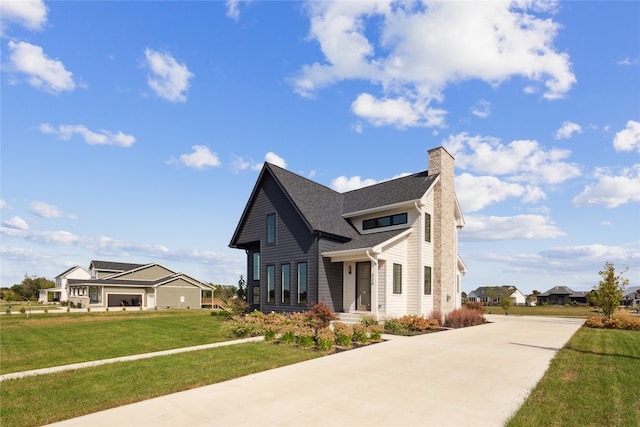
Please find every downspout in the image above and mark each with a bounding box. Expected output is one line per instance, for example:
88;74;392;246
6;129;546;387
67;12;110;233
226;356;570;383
415;201;423;316
366;250;379;321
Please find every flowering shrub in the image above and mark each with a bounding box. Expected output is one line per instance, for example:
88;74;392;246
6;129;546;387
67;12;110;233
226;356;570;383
296;326;316;347
352;324;369;343
333;322;353;346
444;308;485;328
585;314;640;331
316;327;335;351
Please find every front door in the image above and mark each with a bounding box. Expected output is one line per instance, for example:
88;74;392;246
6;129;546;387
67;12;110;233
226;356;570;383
356;262;371;311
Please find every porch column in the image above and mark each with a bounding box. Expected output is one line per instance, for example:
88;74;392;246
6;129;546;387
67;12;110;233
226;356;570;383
366;250;379;321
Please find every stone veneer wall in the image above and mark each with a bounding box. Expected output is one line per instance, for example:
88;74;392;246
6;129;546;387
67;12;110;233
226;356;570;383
428;147;457;313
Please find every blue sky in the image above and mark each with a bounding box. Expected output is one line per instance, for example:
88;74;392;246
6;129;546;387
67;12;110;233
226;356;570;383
1;0;638;295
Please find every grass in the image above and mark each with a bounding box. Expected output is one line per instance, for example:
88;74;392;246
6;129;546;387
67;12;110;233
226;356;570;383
482;304;597;317
0;310;229;374
507;327;640;427
0;342;324;427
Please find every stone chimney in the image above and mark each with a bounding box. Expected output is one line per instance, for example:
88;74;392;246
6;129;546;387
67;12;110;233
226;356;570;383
428;147;457;313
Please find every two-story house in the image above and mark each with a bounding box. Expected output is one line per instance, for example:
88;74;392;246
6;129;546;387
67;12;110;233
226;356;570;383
229;146;466;320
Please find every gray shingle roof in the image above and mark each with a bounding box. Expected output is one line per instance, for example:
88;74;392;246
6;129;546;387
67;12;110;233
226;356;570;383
343;170;437;214
539;286;575;296
90;260;146;272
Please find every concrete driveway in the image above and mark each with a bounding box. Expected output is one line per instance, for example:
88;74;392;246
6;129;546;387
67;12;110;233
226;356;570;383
48;314;584;427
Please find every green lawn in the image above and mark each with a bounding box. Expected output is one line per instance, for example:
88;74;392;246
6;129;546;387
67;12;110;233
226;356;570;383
483;304;597;317
508;327;640;427
0;342;323;427
0;310;229;374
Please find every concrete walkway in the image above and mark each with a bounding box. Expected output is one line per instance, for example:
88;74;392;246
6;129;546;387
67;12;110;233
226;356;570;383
0;336;264;381
47;315;584;427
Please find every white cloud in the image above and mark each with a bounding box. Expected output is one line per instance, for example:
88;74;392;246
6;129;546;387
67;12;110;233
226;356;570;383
613;120;640;152
171;145;221;169
443;132;581;184
264;152;287;169
455;173;525;212
0;199;10;210
293;1;575;128
539;244;638;265
40;123;135;147
230;155;251;173
226;0;240;20
572;165;640;208
0;0;47;32
554;121;582;139
461;214;565;241
8;41;75;94
30;201;77;219
471;99;491;119
144;49;194;102
2;216;29;230
330;176;378;192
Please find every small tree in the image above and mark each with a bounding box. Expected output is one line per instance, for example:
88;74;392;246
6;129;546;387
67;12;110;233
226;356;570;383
595;262;628;319
499;287;513;314
237;275;246;301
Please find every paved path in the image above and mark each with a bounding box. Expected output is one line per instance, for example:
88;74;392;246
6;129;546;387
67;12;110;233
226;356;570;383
0;336;264;382
46;315;584;427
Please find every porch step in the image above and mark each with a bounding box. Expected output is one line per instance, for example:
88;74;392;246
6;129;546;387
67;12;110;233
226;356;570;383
336;312;367;325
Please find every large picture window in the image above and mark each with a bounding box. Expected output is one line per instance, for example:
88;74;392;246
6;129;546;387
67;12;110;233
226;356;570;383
393;263;402;294
424;266;432;295
267;214;276;244
281;264;290;303
252;252;260;281
297;262;307;304
363;213;407;230
267;265;275;303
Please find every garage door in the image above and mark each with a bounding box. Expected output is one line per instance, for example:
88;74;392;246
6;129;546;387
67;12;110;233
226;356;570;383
107;294;142;307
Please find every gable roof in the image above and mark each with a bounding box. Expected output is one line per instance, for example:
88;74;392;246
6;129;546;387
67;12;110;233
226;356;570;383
89;260;146;273
343;170;438;215
230;163;440;249
56;265;87;278
539;286;574;296
468;286;519;298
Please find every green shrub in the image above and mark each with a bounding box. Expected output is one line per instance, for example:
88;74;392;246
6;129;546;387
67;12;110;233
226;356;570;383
227;298;249;315
316;327;335;351
296;326;315;347
87;307;91;312
19;307;26;314
43;308;48;314
333;322;353;347
367;324;384;341
360;315;378;327
279;325;296;344
352;324;369;343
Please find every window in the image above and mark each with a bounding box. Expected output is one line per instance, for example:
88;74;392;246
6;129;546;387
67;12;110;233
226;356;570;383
252;286;260;305
393;263;402;294
363;213;408;230
297;262;307;304
425;213;431;242
281;264;290;303
252;253;260;281
424;266;432;295
267;265;275;303
267;214;276;244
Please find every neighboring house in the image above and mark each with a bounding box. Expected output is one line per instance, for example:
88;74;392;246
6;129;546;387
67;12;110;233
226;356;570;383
229;146;466;320
42;260;211;309
38;265;91;303
467;286;526;306
537;286;589;305
622;286;640;307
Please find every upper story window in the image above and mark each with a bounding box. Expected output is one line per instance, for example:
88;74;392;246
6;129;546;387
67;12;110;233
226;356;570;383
267;214;276;244
425;213;431;242
252;252;260;281
363;213;408;230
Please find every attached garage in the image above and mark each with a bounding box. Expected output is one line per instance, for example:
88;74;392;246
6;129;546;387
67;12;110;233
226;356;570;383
156;278;202;308
107;293;143;307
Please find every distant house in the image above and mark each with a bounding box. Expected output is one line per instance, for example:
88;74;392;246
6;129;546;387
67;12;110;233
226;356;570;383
622;286;640;307
39;265;90;303
537;286;588;305
39;260;211;309
229;147;467;319
467;286;526;306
